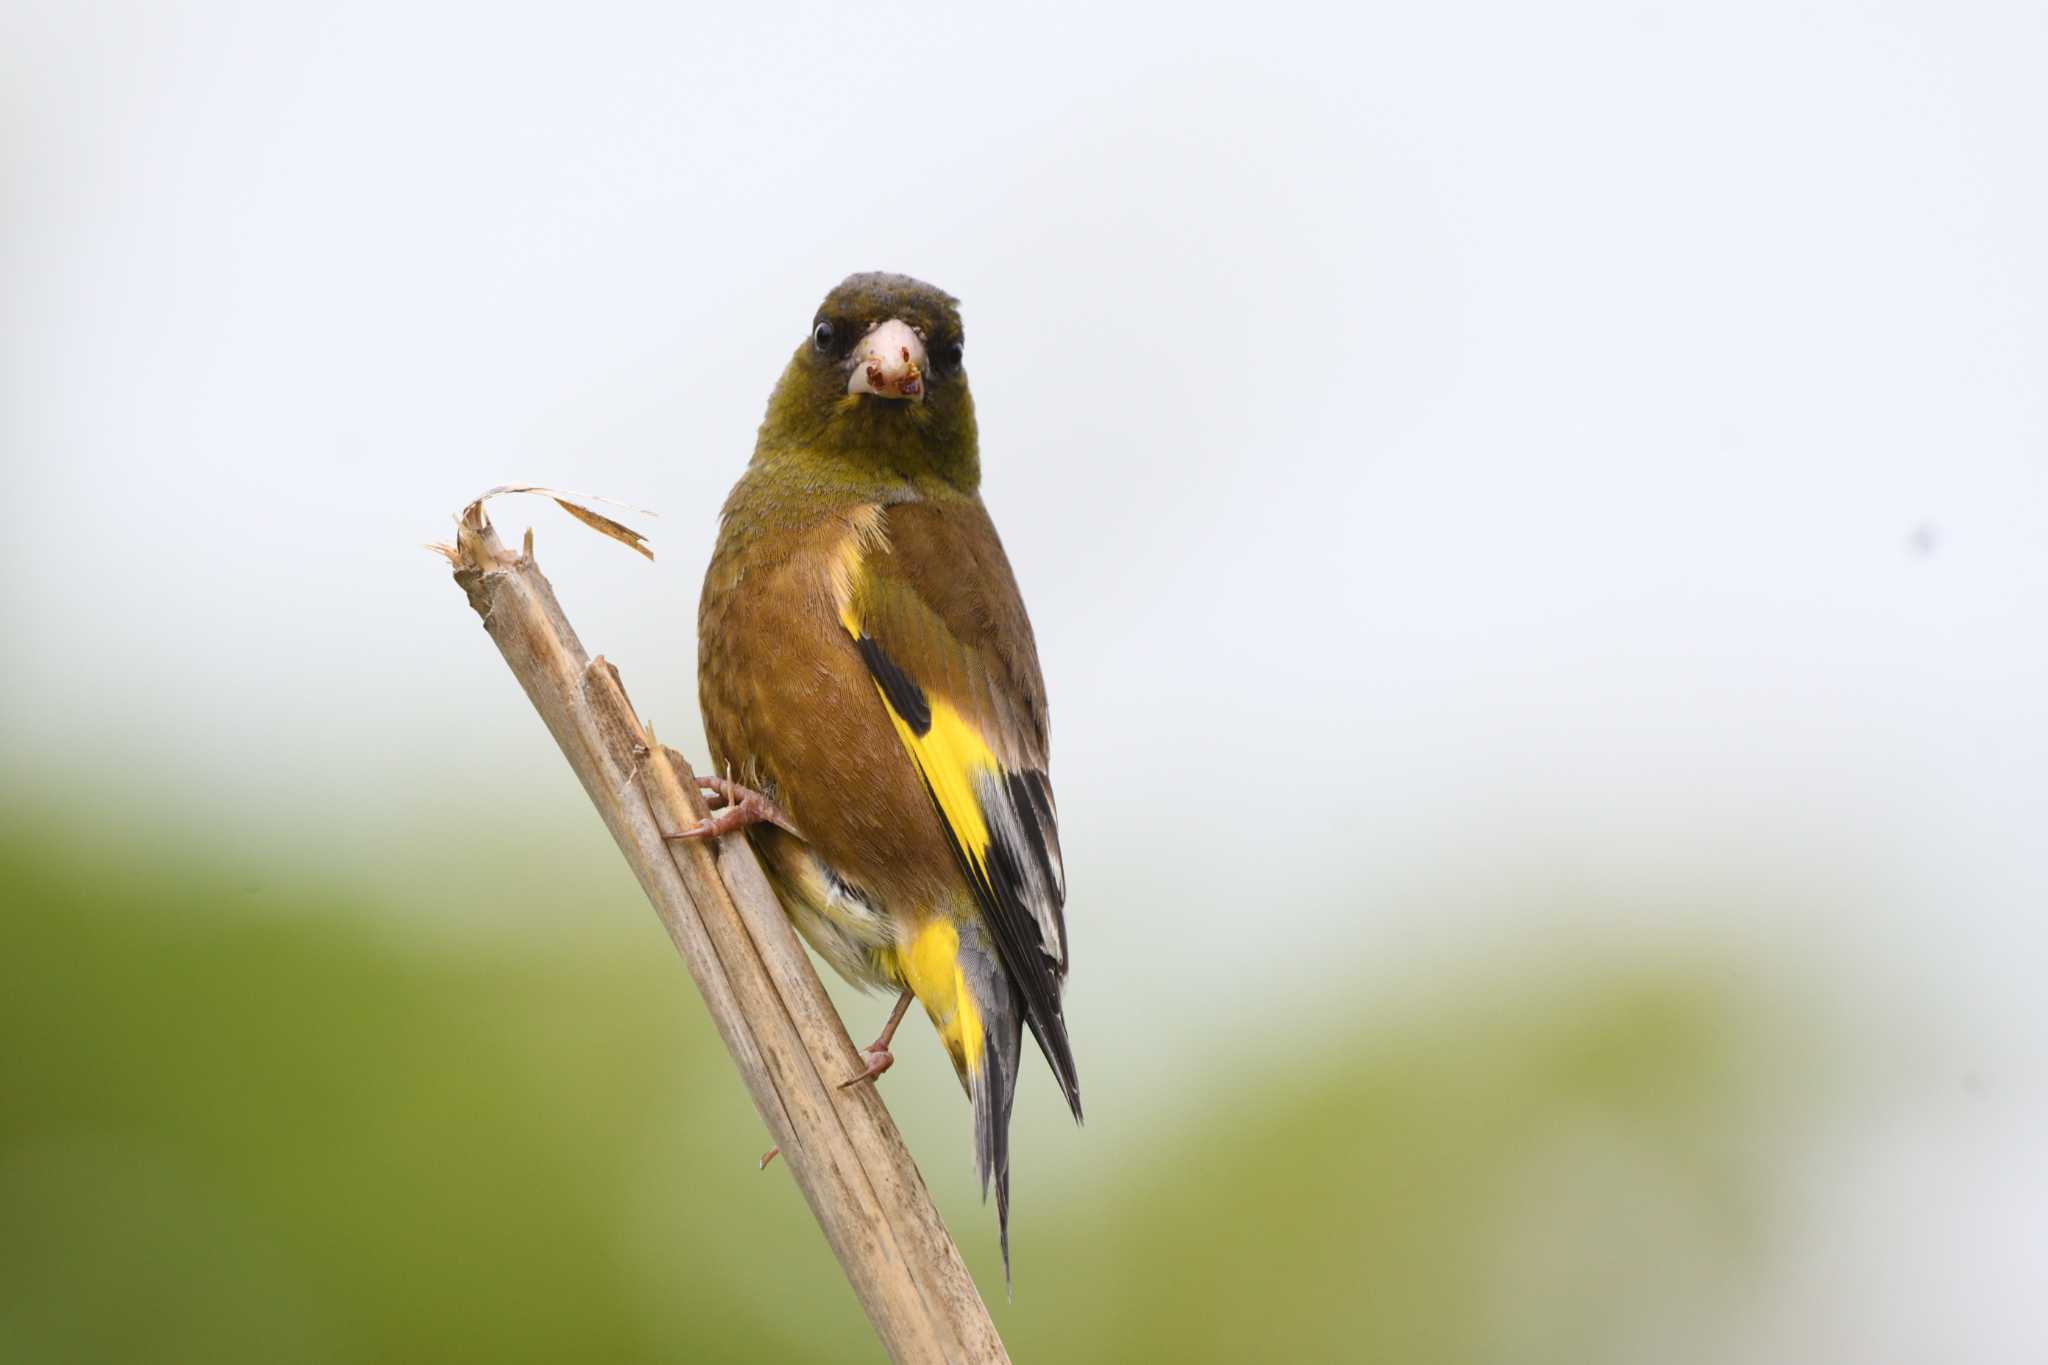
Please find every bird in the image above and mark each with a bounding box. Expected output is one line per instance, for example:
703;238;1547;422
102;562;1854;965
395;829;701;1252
689;272;1078;1281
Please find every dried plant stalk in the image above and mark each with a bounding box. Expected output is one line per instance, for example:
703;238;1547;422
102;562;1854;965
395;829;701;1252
443;497;1006;1365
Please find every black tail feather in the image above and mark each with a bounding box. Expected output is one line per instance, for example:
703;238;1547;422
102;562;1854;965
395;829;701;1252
972;993;1023;1290
1023;1003;1083;1124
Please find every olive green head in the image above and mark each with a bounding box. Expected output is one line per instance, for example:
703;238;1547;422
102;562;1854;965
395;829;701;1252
755;272;978;487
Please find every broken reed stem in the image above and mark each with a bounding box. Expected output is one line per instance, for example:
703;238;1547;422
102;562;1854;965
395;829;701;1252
445;499;1006;1365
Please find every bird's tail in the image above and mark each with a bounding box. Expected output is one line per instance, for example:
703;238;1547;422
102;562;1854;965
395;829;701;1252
969;973;1024;1289
897;916;1027;1288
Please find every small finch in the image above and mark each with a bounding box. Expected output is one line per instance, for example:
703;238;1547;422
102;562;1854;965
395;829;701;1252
693;273;1079;1283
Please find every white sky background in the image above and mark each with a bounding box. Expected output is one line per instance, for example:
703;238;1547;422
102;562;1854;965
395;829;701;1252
6;2;2047;1355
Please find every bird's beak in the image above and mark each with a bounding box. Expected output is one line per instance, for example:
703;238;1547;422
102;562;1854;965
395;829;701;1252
846;318;927;401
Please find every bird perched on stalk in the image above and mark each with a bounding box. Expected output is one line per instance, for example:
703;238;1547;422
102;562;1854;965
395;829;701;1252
689;272;1079;1280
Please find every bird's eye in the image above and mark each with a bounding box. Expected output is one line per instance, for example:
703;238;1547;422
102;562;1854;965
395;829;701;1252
812;319;836;353
940;338;964;370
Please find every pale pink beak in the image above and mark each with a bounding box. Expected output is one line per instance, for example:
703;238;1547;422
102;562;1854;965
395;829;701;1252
846;318;927;401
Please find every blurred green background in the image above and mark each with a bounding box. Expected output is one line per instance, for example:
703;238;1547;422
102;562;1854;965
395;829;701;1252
0;796;1789;1364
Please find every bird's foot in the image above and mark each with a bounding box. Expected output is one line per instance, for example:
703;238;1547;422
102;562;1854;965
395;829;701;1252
758;1145;780;1170
667;777;800;840
837;989;914;1089
837;1044;895;1089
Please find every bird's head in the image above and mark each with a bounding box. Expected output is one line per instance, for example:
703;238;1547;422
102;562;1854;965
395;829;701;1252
758;272;978;485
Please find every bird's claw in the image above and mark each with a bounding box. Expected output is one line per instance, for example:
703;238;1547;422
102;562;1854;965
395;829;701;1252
665;777;800;840
666;809;748;841
838;1046;895;1089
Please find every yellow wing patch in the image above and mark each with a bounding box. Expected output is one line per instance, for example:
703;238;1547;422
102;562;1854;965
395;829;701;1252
878;694;995;853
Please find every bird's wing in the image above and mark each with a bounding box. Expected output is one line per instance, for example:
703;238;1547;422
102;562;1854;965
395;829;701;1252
838;495;1079;1117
